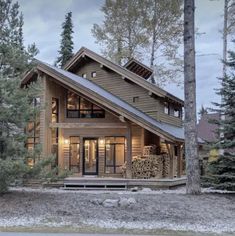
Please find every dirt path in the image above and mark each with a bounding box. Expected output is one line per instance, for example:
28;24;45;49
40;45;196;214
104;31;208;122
0;188;234;235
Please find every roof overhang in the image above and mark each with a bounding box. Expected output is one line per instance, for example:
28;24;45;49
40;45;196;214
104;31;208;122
21;62;184;143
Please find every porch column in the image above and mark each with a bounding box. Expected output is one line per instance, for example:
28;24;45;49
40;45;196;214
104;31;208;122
165;141;174;179
177;144;182;178
80;136;83;176
126;123;132;179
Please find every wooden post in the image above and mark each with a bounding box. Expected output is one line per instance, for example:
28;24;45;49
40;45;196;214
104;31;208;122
80;137;83;176
165;141;174;179
177;144;182;178
126;123;132;179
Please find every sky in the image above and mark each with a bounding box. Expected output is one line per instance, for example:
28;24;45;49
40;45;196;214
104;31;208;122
18;0;225;113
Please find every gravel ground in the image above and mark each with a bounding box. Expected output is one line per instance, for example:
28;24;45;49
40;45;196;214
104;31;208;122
0;187;234;234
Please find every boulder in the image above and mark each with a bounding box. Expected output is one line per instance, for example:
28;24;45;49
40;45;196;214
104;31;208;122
102;199;119;208
119;197;137;207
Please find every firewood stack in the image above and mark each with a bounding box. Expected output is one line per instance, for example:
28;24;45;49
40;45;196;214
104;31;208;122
131;155;164;179
142;145;157;157
162;153;170;177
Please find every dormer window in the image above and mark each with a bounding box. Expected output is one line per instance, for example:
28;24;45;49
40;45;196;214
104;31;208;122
164;102;170;115
82;73;87;78
91;71;96;78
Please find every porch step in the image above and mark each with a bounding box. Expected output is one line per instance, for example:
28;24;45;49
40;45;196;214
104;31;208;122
64;177;127;190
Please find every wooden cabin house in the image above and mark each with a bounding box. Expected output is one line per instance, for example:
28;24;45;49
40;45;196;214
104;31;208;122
21;47;185;180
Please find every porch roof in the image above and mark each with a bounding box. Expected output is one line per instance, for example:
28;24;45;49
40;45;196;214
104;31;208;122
22;61;185;142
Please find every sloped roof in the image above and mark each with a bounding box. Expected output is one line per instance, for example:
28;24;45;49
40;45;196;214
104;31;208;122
197;113;220;143
63;47;184;105
22;61;184;142
124;58;153;79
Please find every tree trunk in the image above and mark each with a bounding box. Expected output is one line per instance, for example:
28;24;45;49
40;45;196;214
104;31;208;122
184;0;201;194
223;0;228;78
149;0;157;84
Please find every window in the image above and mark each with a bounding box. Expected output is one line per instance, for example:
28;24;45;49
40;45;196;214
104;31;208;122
52;97;59;123
67;91;105;118
164;102;170;115
91;71;96;78
105;137;125;174
133;96;139;103
69;137;80;173
82;73;87;78
174;108;181;118
26;120;40;151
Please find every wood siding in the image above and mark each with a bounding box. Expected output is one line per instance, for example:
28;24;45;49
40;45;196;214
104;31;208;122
73;60;183;127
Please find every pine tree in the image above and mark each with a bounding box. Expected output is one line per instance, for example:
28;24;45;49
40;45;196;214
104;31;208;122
0;0;39;193
205;48;235;191
198;105;208;118
56;12;74;68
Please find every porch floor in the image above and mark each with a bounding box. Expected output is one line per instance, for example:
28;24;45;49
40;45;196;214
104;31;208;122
63;176;186;190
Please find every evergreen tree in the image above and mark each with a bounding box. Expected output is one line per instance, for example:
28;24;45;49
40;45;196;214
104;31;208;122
206;47;235;191
198;105;208;118
0;0;39;193
56;12;74;68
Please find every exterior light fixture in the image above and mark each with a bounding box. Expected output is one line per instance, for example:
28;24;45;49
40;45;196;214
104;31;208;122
99;138;105;145
64;139;69;145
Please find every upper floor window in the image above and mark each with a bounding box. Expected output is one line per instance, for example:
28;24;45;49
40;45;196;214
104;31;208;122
133;96;139;103
82;73;87;78
66;91;105;118
91;71;96;78
52;98;59;123
164;102;170;115
174;108;181;118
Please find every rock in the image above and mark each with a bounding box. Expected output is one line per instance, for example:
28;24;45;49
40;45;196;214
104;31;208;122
141;187;152;192
130;187;138;192
119;197;137;207
90;198;103;205
102;199;119;208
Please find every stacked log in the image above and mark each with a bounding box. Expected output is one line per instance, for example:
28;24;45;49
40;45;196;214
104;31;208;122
131;155;164;179
143;145;157;157
162;153;170;177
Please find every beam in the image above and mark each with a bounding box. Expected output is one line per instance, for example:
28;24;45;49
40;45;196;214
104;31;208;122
49;122;128;129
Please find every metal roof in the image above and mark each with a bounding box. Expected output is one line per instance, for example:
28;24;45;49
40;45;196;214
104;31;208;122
37;61;184;141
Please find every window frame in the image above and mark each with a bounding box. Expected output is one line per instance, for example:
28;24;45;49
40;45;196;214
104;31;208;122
91;71;97;78
66;91;105;118
104;136;125;174
133;96;139;103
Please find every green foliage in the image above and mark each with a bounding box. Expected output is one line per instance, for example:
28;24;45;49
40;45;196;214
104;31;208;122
204;46;235;191
56;12;74;68
0;0;41;192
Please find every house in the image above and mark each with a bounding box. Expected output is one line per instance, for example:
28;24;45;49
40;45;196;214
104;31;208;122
21;47;185;180
197;113;220;164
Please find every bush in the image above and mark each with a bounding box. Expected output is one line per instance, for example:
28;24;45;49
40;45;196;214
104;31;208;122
0;158;26;194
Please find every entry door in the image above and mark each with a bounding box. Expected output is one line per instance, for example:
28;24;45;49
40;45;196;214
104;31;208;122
83;138;98;175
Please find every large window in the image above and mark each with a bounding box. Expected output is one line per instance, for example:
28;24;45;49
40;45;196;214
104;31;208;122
105;137;125;174
67;91;105;118
69;136;80;173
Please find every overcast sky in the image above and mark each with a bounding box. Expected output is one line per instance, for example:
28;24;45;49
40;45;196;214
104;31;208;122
18;0;225;113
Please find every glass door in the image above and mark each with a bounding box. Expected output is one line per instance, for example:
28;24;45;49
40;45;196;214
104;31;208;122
83;138;98;175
